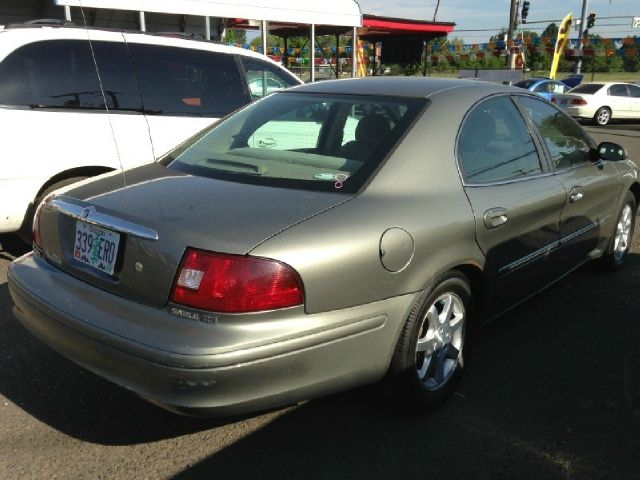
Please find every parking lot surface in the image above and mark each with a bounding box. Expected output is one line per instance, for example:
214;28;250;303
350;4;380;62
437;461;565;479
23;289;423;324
1;123;639;480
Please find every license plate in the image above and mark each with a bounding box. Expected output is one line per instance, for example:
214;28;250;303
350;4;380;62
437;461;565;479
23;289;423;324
73;220;120;276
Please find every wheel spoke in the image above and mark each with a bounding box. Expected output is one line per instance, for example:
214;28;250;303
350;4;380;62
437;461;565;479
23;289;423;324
416;335;437;354
440;295;453;323
426;305;439;325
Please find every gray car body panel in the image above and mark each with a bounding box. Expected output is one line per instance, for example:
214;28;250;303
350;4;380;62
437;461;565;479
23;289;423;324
37;163;350;308
9;252;417;414
8;77;640;415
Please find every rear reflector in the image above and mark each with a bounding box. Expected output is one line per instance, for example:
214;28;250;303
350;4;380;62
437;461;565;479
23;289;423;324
171;248;304;313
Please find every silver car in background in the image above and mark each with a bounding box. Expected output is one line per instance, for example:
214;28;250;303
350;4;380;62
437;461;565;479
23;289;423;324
8;78;639;416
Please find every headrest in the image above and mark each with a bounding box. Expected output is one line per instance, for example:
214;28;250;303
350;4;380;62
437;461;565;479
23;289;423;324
355;115;392;144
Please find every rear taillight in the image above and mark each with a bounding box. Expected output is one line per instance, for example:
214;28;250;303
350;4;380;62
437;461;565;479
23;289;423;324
551;97;558;104
570;98;587;105
170;248;304;313
33;193;56;249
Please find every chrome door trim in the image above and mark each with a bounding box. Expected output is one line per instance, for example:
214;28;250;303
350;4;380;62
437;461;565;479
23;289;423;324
498;215;610;275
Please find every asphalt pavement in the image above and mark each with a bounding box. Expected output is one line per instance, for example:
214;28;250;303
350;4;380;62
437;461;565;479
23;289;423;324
1;123;640;480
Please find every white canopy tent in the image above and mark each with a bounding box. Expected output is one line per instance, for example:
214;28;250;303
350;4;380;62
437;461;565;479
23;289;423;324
55;0;363;79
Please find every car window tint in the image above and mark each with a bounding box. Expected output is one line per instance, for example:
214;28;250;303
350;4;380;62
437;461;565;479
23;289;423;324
340;103;408;146
91;41;142;111
0;40;105;109
165;92;426;194
626;85;640;98
532;82;548;93
458;96;541;183
519;96;592;169
240;57;299;99
570;84;603;94
608;84;628;97
514;80;535;89
129;44;246;117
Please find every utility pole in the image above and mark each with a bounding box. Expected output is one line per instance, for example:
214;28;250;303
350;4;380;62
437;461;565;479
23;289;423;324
507;0;517;68
576;0;589;74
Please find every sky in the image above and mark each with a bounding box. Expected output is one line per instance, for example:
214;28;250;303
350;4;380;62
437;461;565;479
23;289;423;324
357;0;640;42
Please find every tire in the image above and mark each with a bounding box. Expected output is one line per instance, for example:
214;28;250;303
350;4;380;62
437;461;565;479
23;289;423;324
389;270;473;411
593;107;611;126
17;176;88;244
597;191;636;271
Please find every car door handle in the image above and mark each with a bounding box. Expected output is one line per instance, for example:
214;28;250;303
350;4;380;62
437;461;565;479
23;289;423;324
483;207;508;229
570;187;584;203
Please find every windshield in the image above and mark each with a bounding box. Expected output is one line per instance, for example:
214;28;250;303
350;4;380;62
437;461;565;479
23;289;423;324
163;92;426;194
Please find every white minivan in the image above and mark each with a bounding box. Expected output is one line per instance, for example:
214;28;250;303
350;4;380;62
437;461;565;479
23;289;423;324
0;23;302;238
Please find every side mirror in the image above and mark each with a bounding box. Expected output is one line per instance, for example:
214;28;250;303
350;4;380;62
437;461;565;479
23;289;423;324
596;142;628;161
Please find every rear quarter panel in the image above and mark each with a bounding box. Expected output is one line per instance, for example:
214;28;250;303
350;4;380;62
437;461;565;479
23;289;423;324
251;87;487;315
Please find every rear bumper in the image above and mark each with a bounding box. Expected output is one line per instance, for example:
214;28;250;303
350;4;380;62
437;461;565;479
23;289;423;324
8;252;415;416
560;105;597;119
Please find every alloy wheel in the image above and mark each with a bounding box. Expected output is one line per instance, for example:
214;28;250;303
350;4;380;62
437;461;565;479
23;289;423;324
614;204;633;261
596;108;611;125
415;292;465;391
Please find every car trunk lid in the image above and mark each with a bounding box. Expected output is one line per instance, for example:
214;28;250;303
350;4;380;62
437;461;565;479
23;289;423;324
36;164;349;308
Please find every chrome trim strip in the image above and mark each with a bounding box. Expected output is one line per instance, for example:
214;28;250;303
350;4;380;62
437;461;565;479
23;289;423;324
48;198;159;241
499;240;559;275
558;221;598;246
499;215;611;275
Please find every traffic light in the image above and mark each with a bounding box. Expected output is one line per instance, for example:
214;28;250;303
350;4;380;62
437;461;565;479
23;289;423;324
587;13;596;29
521;1;530;23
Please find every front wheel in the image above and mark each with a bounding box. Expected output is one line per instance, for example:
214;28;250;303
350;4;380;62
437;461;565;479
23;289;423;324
390;270;472;410
598;191;636;271
593;107;611;126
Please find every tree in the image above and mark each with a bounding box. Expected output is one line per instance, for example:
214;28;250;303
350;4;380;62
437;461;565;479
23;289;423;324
224;29;246;45
489;30;508;43
542;23;558;39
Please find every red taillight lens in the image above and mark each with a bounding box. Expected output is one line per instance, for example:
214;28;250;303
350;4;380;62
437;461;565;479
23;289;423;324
33;193;56;249
551;97;558;104
570;98;587;105
170;248;304;313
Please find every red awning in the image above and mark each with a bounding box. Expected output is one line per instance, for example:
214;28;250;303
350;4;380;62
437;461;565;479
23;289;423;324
362;15;454;35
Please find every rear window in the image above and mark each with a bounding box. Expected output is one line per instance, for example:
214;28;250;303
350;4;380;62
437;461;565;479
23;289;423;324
164;92;426;194
513;80;536;89
569;84;603;95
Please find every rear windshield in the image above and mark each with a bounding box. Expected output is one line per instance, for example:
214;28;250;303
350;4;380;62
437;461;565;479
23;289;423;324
164;92;426;194
513;80;536;89
569;84;603;94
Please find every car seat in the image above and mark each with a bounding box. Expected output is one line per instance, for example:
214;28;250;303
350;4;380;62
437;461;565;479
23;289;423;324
340;114;392;161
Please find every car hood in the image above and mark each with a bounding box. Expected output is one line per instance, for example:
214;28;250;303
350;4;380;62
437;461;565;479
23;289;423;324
38;164;350;308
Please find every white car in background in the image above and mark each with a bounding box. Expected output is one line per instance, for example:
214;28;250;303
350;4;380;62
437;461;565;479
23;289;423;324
0;22;301;239
552;82;640;126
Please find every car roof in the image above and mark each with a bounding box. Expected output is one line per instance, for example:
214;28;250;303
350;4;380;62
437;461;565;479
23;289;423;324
0;24;285;66
289;76;519;99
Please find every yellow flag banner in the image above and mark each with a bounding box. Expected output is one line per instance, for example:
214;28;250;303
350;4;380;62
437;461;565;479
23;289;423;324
550;12;572;79
357;40;367;77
